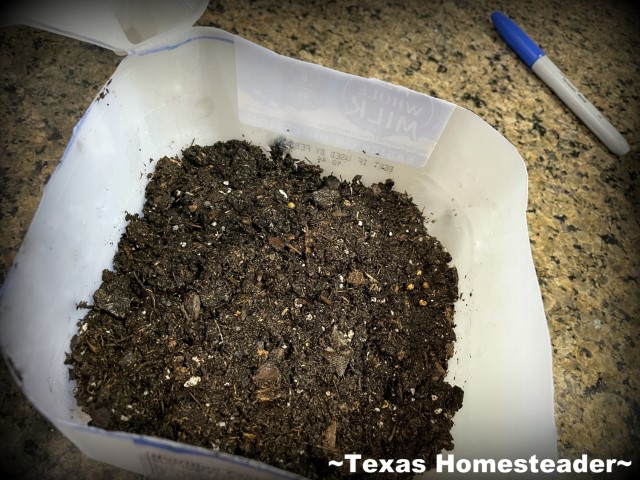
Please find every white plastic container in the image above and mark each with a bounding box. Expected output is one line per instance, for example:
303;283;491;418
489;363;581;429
1;2;556;478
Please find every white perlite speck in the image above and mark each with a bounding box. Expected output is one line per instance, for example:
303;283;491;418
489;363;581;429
184;376;201;388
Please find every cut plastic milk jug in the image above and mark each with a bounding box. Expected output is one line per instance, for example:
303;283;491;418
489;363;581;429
0;1;557;478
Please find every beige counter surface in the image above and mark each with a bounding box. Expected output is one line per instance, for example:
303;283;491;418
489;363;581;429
1;1;638;478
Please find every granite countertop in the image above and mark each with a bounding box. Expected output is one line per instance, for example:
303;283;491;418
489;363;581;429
1;1;638;478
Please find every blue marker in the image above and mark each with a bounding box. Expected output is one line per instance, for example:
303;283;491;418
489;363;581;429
491;11;629;156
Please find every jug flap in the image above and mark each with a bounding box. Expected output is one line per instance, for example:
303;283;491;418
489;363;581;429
235;37;456;167
4;0;209;54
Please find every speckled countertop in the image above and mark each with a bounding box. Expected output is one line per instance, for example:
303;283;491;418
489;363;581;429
1;1;638;479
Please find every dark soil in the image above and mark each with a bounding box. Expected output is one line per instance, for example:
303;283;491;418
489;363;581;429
68;139;463;479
